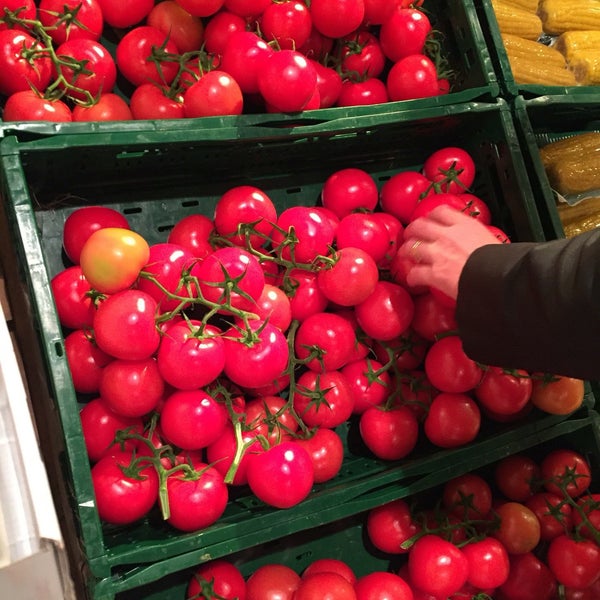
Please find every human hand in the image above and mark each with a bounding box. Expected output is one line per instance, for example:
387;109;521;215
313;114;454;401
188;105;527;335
396;205;502;300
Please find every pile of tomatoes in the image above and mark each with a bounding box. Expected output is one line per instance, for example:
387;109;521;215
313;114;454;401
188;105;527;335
49;145;585;534
184;445;600;600
0;0;451;122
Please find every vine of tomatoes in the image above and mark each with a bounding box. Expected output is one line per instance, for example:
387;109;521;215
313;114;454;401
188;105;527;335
50;146;586;535
0;0;454;122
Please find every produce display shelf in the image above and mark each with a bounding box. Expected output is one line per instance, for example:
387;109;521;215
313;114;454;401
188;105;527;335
114;409;600;599
476;0;600;100
0;0;499;140
0;98;594;599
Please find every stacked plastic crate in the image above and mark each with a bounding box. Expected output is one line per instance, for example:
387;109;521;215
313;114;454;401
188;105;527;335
0;1;598;599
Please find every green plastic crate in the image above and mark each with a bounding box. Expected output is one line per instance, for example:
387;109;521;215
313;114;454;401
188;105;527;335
0;0;498;140
0;99;593;599
476;0;600;99
113;409;600;600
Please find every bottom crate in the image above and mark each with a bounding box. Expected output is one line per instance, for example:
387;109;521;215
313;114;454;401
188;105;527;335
113;410;600;600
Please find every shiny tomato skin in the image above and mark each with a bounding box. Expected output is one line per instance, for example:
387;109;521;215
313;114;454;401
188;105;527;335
51;266;98;330
335;212;390;264
147;0;205;53
129;83;185;120
355;571;413;600
380;170;432;225
496;552;557;600
342;358;391;415
91;450;159;525
0;0;36;31
166;462;228;532
294;572;357;600
359;405;419;460
423;392;481;448
366;498;420;554
65;329;113;394
462;536;510;590
260;0;312;50
423;147;476;195
167;213;214;259
80;227;150;294
475;366;533;416
339;30;386;79
530;374;585;415
310;0;365;39
541;449;592;498
494;453;541;502
72;93;133;122
285;269;329;322
302;559;356;585
159;389;229;450
572;493;600;540
547;534;600;590
244;395;299;446
408;534;469;597
442;472;493;520
97;0;154;28
187;559;246;600
183;70;244;117
2;90;72;122
386;54;439;102
246;564;300;600
296;427;344;483
525;491;573;541
379;7;431;62
321;168;379;218
493;501;541;555
93;289;160;360
410;291;457;342
246;441;314;508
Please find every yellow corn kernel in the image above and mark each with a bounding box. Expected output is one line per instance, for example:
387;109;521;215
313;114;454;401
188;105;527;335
499;0;539;12
501;33;567;68
555;30;600;61
546;154;600;196
505;49;578;85
538;0;600;35
557;197;600;237
491;0;543;40
569;50;600;84
539;132;600;169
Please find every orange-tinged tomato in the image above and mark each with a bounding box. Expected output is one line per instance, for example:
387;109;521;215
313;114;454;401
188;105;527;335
80;227;150;294
530;374;585;415
493;501;541;555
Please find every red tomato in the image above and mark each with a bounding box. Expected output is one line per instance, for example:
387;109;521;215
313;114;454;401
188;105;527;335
72;93;133;122
187;559;246;600
525;491;573;541
410;291;457;341
293;369;354;428
408;534;469;597
541;449;592;498
572;493;600;540
317;247;379;307
379;7;431;62
246;564;301;600
424;335;483;394
366;498;420;554
176;0;225;17
310;0;364;39
203;9;246;54
386;54;440;102
214;185;277;250
379;170;432;225
167;213;214;259
359;405;419;460
129;83;185;120
442;472;493;520
354;571;413;600
91;450;158;525
335;78;389;107
530;374;585;415
339;30;386;79
462;537;510;590
355;281;414;341
99;357;164;418
423;147;476;194
223;0;271;18
258;49;317;112
362;0;399;25
2;89;72;122
547;534;600;589
294;311;356;372
244;395;299;446
310;59;343;108
80;227;149;294
246;441;314;508
196;246;265;312
475;366;533;416
160;389;229;450
51;266;98;330
253;284;292;332
79;397;143;462
321;168;379;218
493;502;541;555
147;1;204;53
96;0;154;28
302;559;356;585
294;571;357;600
342;358;391;415
296;427;344;483
423;392;481;448
116;26;180;87
184;70;244;117
496;552;557;600
409;192;466;222
165;462;228;532
260;0;312;50
65;329;113;394
336;212;390;264
494;453;541;502
0;0;36;31
39;0;103;43
223;320;289;390
93;289;160;360
285;269;329;322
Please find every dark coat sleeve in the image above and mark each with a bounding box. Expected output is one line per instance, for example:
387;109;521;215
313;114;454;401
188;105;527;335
455;228;600;380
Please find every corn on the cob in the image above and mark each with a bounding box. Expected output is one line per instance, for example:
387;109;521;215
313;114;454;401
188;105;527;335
539;132;600;169
557;196;600;237
546;154;600;196
501;33;568;68
504;48;578;85
498;0;540;12
491;0;543;40
569;49;600;84
555;30;600;61
538;0;600;36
